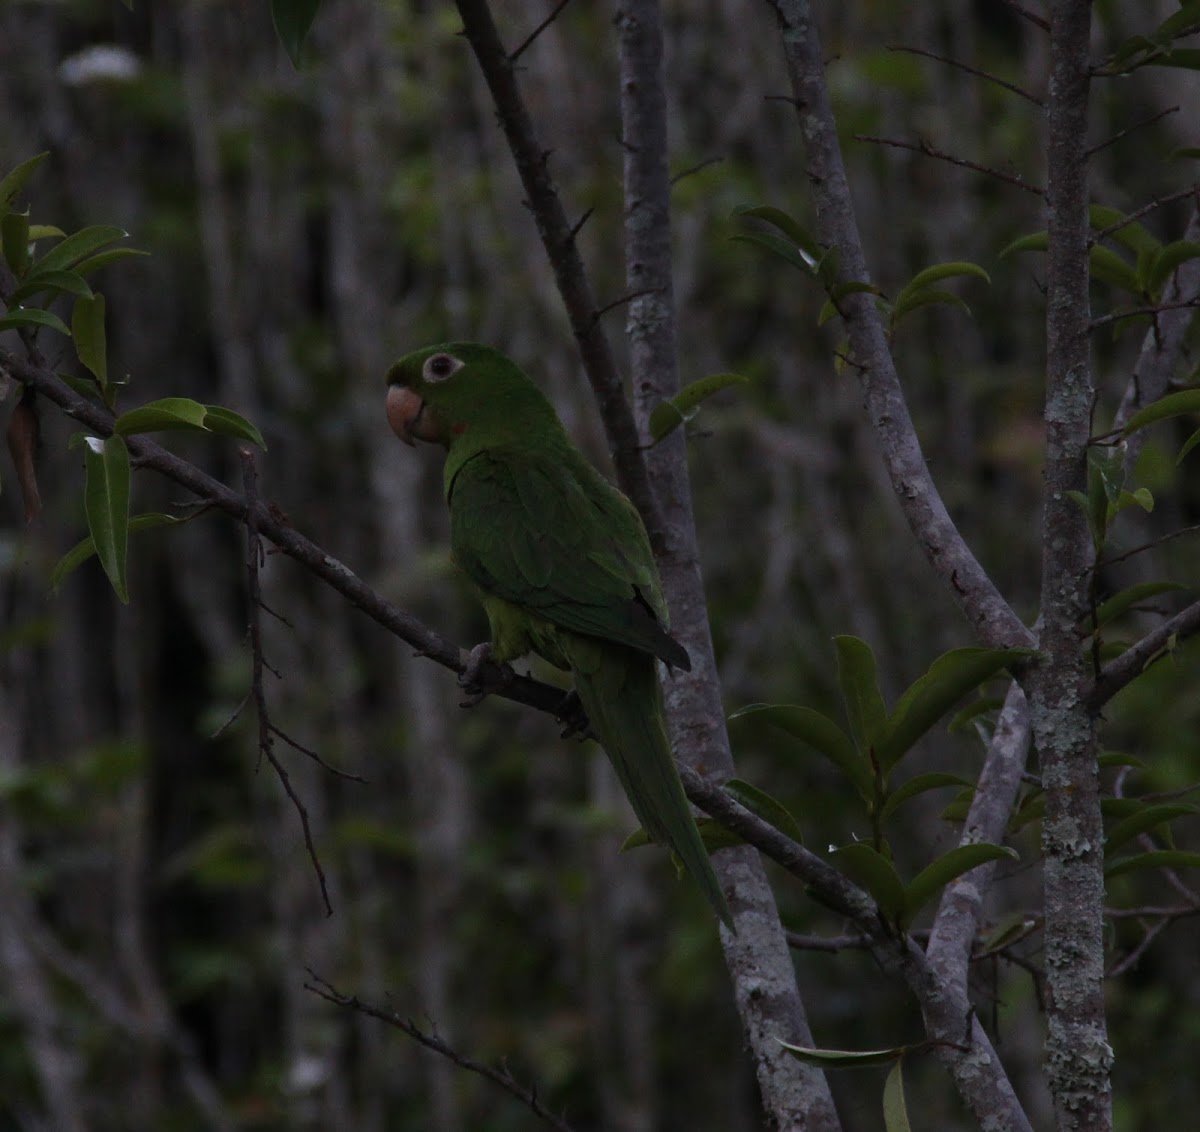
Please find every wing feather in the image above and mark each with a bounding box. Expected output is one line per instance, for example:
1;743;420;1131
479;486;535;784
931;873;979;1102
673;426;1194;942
448;449;690;669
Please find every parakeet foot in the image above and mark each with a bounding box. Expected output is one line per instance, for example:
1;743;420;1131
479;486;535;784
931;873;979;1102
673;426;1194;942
458;642;513;707
555;689;592;740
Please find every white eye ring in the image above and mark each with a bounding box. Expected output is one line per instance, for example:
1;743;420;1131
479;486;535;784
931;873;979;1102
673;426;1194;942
423;353;464;383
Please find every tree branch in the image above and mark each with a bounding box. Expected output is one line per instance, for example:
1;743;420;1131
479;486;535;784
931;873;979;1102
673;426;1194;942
0;353;572;724
681;764;1036;1132
453;0;665;547
1089;596;1200;710
767;0;1035;652
305;973;578;1132
614;6;840;1126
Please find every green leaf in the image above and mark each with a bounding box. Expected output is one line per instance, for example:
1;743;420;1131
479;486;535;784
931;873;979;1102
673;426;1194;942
1177;425;1200;463
1104;804;1199;856
730;230;820;276
876;647;1032;771
998;230;1048;259
114;397;210;436
1155;3;1200;43
1106;849;1200;879
1122;389;1200;436
779;1041;907;1068
649;372;749;441
50;512;187;592
27;224;65;242
733;206;823;260
71;294;107;387
0;307;71;336
111;399;267;449
975;912;1037;957
890;288;972;325
729;703;871;798
72;247;149;276
9;269;93;304
893;262;990;316
902;843;1018;927
1094;581;1187;627
202;404;267;449
2;210;31;276
1146;240;1200;294
0;152;49;211
32;225;128;275
835;635;888;758
878;772;974;824
82;435;131;603
1088;245;1140;293
1171;147;1200;161
272;0;321;67
833;842;905;923
883;1062;913;1132
1148;48;1200;71
725;779;804;844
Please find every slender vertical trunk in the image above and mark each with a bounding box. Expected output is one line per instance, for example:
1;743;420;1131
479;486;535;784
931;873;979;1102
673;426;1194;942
1034;4;1113;1130
615;4;842;1128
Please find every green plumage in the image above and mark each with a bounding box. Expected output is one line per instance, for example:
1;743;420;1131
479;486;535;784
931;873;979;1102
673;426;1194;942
385;342;731;927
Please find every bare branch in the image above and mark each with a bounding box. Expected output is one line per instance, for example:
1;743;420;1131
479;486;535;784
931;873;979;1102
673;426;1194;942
888;44;1043;106
1090;184;1200;246
1112;208;1200;460
1001;0;1051;32
1090;298;1200;330
927;685;1031;983
854;134;1045;196
1089;597;1200;709
241;450;333;916
508;0;574;63
1084;106;1179;158
766;3;1035;652
305;973;578;1132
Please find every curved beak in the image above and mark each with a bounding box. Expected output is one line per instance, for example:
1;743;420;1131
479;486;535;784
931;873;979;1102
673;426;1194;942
387;384;430;447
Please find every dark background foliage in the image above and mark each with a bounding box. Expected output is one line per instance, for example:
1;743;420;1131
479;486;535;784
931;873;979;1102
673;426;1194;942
1;1;1198;1129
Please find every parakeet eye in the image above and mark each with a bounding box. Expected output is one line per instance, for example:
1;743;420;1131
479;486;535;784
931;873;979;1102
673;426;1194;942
424;353;464;383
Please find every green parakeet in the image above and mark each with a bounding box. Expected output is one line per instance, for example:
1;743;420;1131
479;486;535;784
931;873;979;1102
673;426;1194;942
385;342;731;927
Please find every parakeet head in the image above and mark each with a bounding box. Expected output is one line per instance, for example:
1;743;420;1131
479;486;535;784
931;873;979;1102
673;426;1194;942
385;342;559;449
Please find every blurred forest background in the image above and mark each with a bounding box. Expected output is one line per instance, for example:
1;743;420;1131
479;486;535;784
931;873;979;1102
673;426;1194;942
1;1;1199;1129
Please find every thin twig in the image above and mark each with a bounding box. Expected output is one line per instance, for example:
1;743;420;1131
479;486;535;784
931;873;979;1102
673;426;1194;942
1090;298;1200;330
588;286;661;330
854;134;1045;196
270;724;367;783
1098;524;1200;567
1084;106;1179;158
508;0;573;64
241;449;333;915
305;972;577;1132
888;44;1043;106
1000;0;1050;32
1091;184;1200;245
669;155;724;186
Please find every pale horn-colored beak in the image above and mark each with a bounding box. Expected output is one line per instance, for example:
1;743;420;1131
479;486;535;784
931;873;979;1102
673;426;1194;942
386;384;425;446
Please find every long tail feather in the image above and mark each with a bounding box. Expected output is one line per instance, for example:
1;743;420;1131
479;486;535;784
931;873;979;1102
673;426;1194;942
568;640;732;927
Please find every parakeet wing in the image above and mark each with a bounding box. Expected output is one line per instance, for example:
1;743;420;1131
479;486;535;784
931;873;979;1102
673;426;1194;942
448;448;690;670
